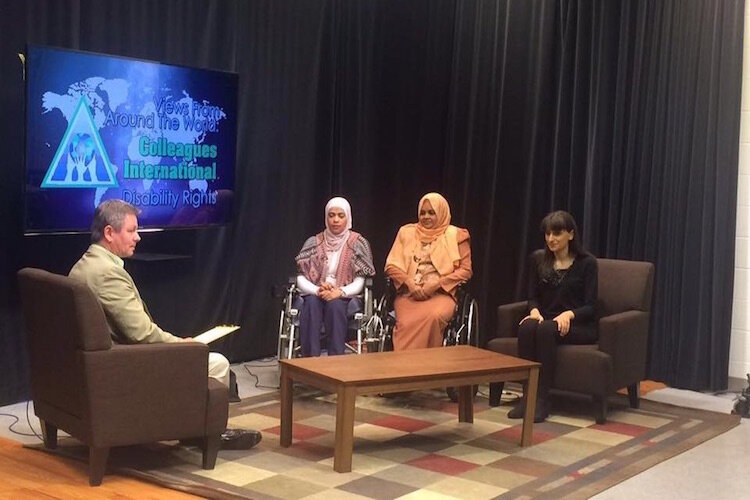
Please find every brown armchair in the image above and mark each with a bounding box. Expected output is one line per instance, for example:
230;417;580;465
486;258;654;423
17;268;229;485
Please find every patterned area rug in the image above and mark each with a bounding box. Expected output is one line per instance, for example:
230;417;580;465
31;386;740;499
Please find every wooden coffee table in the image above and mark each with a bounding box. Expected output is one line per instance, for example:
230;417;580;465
279;345;540;472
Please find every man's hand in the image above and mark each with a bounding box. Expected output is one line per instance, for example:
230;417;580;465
553;310;575;336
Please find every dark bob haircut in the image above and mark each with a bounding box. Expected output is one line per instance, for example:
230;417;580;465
537;211;588;274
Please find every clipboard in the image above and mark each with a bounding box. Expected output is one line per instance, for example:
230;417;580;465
193;325;240;344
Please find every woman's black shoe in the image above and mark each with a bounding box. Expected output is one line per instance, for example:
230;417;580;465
507;400;526;419
533;398;550;423
508;397;549;422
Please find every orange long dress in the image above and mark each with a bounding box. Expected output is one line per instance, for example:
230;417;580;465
385;227;472;350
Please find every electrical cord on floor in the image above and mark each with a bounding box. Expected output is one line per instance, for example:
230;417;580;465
0;401;44;441
500;390;522;403
242;361;280;390
712;389;743;396
241;356;278;366
469;388;521;403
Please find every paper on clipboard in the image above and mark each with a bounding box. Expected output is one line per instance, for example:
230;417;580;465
194;325;240;344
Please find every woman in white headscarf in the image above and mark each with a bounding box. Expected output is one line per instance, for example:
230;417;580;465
295;197;375;356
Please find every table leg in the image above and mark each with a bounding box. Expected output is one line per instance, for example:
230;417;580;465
458;385;474;423
521;366;539;447
333;385;356;472
280;364;293;447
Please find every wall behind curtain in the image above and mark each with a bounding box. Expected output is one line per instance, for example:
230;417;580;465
0;0;742;405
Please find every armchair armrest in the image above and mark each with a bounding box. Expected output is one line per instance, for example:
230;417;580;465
496;301;528;338
82;342;212;445
597;310;650;387
206;378;230;436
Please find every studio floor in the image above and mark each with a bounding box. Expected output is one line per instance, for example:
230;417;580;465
1;357;747;499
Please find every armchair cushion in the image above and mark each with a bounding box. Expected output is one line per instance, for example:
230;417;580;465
553;346;613;395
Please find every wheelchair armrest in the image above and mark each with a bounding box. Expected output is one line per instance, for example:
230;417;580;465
453;281;469;303
271;276;298;299
383;277;396;300
496;301;528;338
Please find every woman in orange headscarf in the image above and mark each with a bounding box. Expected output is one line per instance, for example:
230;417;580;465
384;193;472;350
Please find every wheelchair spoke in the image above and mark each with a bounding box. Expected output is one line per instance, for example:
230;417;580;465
467;299;479;347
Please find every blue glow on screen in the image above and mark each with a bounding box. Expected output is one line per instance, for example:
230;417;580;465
25;46;238;233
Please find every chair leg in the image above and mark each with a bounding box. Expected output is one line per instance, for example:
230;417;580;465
88;446;110;486
202;435;221;469
40;419;58;449
594;396;608;424
627;383;640;409
489;382;504;407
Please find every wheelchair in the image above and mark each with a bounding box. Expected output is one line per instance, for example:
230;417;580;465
276;277;381;359
373;278;479;401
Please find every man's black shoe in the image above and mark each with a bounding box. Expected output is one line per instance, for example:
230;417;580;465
220;429;262;450
181;429;262;450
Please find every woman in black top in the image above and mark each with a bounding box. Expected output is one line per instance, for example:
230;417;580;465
508;211;598;423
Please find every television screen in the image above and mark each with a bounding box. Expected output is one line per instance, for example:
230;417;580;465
24;45;238;234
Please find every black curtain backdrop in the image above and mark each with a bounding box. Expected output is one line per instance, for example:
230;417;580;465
0;0;742;405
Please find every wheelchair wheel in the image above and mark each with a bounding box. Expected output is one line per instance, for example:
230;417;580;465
380;324;394;352
464;297;479;347
276;281;301;360
277;311;299;359
446;295;479;402
373;293;395;352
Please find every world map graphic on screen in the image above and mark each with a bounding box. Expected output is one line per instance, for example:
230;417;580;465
25;46;238;233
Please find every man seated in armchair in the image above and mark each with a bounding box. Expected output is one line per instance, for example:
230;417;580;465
69;199;261;450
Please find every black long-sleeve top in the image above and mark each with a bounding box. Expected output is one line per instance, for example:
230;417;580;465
527;249;598;323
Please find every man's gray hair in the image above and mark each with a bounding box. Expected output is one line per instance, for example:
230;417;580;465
91;199;141;243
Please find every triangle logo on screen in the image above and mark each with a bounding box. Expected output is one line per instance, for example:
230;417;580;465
41;96;118;189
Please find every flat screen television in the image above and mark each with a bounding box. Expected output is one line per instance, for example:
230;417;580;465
24;45;238;234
